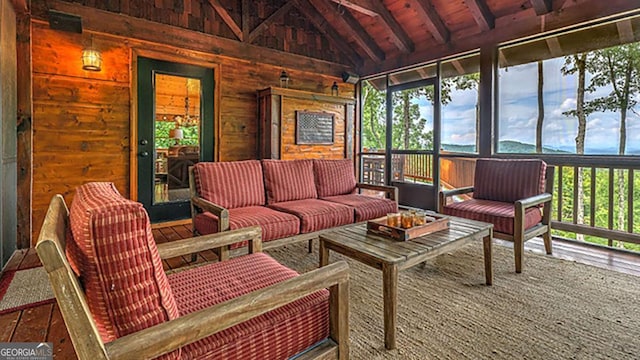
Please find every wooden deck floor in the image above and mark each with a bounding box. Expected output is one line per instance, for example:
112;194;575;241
1;224;638;359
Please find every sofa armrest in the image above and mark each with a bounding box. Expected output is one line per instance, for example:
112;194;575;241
105;261;350;360
156;226;262;259
356;182;398;201
191;196;230;232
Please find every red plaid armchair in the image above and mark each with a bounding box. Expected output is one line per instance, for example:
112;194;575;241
439;159;554;273
36;182;349;360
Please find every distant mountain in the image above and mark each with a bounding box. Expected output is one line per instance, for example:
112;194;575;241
442;140;570;154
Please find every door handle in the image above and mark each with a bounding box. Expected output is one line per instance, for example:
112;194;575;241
139;151;149;157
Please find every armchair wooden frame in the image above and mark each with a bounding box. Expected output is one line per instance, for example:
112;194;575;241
188;166;399;259
439;167;555;273
36;195;350;360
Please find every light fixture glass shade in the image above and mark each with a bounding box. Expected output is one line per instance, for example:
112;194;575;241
279;70;290;88
82;48;102;71
331;81;339;96
169;128;184;139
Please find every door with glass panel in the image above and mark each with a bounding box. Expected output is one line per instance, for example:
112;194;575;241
137;57;214;222
387;78;440;210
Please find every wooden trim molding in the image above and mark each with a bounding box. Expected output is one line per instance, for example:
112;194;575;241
258;87;355;105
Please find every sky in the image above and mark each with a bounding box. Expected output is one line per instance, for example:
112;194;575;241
433;57;640;154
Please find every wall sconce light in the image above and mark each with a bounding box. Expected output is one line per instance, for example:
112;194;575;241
82;37;102;71
279;70;290;88
331;81;339;96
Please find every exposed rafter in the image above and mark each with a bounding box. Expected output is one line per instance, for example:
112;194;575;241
616;19;635;44
545;37;562;57
412;0;450;44
207;0;244;41
306;0;385;62
248;1;295;43
328;0;414;53
463;0;495;31
293;0;364;67
530;0;553;16
451;60;465;75
241;0;250;40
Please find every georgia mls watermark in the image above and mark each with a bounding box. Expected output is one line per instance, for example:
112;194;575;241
0;343;52;360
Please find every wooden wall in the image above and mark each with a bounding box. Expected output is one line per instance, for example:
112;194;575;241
27;21;355;244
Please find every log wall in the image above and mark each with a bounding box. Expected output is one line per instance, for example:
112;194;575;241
28;21;354;243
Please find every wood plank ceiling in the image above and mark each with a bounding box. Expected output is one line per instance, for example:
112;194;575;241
30;0;640;76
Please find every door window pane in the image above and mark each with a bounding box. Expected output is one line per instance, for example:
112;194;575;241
391;86;434;151
154;74;201;204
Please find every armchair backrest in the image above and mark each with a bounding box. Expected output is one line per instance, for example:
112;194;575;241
37;183;181;359
473;159;548;202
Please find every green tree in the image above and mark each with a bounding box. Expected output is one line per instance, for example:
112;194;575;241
584;44;640;245
361;81;386;150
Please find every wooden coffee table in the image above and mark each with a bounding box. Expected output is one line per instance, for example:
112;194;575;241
318;216;493;350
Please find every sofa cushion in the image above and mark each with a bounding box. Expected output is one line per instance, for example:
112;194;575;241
193;206;300;248
262;159;317;204
193;161;265;209
168;253;329;360
67;182;179;350
473;159;547;203
442;199;542;235
269;199;353;233
322;194;398;222
313;159;357;198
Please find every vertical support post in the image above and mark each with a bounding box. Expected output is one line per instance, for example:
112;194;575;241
478;45;497;158
385;75;393;185
16;13;32;249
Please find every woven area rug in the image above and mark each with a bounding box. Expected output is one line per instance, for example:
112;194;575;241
0;267;54;315
266;242;640;360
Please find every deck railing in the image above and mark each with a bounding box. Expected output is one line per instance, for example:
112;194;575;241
360;153;640;251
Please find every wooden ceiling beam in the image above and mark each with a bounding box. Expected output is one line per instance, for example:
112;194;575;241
306;0;385;62
207;0;243;41
411;0;450;44
530;0;553;16
545;37;562;57
328;0;414;53
42;0;355;75
463;0;495;31
292;0;364;67
451;60;465;75
616;19;635;44
326;0;379;17
362;0;638;75
247;1;295;43
241;0;250;40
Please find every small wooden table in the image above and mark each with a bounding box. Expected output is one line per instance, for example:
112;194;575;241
318;216;493;350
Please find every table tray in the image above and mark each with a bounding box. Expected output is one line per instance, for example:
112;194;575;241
366;213;450;241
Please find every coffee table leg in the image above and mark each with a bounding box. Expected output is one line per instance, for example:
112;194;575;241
382;263;398;350
483;233;493;286
319;239;329;267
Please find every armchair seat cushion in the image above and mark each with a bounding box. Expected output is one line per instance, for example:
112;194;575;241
269;199;353;233
442;199;542;235
193;206;300;247
322;194;398;222
167;253;329;360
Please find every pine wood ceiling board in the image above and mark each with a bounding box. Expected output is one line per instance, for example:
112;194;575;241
463;0;496;31
485;0;528;19
384;0;436;49
350;10;398;56
407;0;450;44
305;0;385;62
328;0;414;53
430;0;478;33
360;0;640;75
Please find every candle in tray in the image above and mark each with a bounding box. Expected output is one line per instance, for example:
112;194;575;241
386;212;401;227
401;212;414;228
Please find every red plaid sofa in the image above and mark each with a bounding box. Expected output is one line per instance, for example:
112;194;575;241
190;158;398;251
439;158;554;273
37;182;350;360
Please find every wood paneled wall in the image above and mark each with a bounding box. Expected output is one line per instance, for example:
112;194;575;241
27;21;354;244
